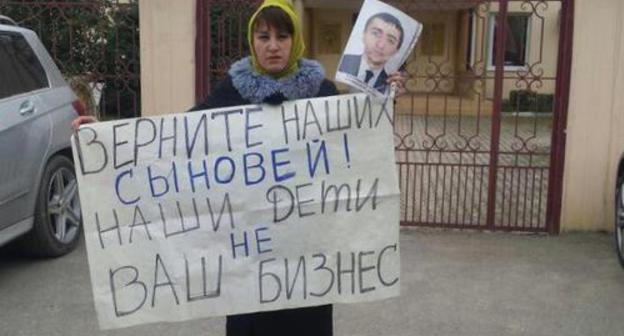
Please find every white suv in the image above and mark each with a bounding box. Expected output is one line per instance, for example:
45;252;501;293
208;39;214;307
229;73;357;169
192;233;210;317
0;16;85;257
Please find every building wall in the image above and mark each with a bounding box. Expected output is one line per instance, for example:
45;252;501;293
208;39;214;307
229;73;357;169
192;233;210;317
139;0;195;117
560;0;624;231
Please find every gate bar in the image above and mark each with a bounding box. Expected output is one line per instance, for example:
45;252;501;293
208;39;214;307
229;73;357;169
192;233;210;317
546;0;575;235
195;0;210;103
485;0;508;229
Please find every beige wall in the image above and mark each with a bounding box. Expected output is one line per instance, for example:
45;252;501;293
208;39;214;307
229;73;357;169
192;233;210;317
405;10;460;94
307;8;354;92
139;0;195;116
560;0;624;231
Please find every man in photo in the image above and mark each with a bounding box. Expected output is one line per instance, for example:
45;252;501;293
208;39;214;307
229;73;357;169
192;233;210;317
339;12;404;93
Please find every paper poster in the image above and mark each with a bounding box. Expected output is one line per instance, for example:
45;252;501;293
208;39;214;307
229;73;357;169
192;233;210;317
72;93;401;329
336;0;423;98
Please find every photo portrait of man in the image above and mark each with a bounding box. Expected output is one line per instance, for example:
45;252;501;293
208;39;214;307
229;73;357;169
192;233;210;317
338;12;404;93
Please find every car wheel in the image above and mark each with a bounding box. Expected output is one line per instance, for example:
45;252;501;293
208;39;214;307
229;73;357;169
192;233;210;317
18;155;82;257
616;171;624;268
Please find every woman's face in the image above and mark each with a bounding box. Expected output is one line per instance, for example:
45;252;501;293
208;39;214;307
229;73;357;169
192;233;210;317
253;22;292;74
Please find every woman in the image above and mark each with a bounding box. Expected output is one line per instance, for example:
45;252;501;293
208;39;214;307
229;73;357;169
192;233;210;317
72;1;405;334
191;2;336;334
191;2;405;335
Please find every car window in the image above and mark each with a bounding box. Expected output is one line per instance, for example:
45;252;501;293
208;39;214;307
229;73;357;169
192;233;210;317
0;32;48;100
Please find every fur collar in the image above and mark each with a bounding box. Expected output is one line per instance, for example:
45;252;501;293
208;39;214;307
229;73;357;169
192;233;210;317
229;57;325;104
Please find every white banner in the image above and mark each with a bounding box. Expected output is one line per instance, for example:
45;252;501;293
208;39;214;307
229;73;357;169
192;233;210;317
72;93;401;330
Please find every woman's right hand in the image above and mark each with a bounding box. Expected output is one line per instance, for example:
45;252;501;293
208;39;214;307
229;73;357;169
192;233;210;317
71;116;98;130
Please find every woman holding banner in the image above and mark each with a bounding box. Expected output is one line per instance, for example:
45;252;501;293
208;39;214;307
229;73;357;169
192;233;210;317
189;1;338;334
73;0;405;334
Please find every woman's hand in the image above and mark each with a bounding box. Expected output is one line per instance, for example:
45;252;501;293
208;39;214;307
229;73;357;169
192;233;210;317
71;116;98;130
387;71;408;97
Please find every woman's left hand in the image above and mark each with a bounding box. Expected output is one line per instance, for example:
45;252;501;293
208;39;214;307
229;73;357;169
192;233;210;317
387;71;408;97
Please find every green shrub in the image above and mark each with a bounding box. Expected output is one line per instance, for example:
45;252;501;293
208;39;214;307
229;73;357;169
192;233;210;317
506;90;554;113
501;99;514;112
536;94;554;113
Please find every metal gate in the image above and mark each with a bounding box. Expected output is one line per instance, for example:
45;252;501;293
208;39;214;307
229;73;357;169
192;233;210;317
196;0;262;101
0;0;141;119
196;0;573;234
391;0;572;233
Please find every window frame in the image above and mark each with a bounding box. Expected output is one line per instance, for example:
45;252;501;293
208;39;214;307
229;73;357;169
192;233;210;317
468;9;476;69
486;12;532;72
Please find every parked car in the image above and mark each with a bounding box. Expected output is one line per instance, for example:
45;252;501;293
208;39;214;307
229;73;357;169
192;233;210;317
0;16;86;257
616;154;624;267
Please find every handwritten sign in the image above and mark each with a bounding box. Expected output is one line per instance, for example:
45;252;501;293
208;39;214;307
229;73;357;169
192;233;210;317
72;93;401;329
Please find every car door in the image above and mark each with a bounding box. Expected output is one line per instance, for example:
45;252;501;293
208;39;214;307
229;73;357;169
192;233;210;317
0;30;51;230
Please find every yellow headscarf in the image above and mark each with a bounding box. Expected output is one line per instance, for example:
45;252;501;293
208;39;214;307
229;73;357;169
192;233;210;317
247;0;305;78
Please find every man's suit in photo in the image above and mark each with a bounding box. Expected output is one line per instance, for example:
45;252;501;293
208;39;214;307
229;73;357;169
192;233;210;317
338;54;388;94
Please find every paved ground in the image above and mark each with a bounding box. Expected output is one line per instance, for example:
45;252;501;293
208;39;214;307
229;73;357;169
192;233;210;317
1;229;623;336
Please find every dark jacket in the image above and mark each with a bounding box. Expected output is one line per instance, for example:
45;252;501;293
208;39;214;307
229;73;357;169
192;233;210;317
189;57;336;336
338;54;389;94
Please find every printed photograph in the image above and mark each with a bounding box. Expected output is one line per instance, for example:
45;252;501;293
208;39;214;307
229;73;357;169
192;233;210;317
335;0;423;98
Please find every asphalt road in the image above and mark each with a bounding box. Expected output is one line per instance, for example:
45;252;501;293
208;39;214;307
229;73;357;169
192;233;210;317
2;230;624;336
0;237;223;336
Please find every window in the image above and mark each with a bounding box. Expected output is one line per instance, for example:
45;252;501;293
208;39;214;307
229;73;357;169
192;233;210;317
0;32;48;100
488;14;530;70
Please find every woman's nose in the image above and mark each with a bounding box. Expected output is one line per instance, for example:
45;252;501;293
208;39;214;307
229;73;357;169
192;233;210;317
268;38;279;50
